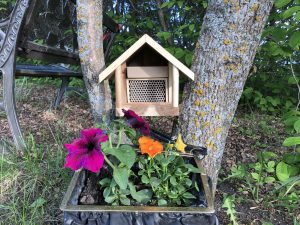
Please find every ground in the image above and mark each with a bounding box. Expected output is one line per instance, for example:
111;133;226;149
0;77;298;224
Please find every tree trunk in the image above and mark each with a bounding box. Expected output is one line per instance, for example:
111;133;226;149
179;0;274;197
156;0;173;45
76;0;112;122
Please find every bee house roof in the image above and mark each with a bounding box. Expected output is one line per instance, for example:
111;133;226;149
99;34;194;83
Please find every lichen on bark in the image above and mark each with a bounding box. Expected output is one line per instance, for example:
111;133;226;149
76;0;112;123
179;0;274;197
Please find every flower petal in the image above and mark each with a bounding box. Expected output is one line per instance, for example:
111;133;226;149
81;148;104;173
64;153;84;171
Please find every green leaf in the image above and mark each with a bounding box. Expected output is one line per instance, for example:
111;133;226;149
177;1;184;7
103;187;111;198
274;0;292;8
170;176;177;185
104;195;116;204
294;120;300;133
129;183;152;204
113;167;129;189
150;177;161;187
282;6;300;19
182;192;196;199
30;197;46;208
264;176;276;184
276;161;300;181
108;145;136;168
99;178;111;186
222;195;238;225
189;24;195;31
283;153;300;165
289;30;300;49
158;199;168;206
120;197;131;205
283;137;300;147
141;175;150;184
251;172;260;180
185;164;202;173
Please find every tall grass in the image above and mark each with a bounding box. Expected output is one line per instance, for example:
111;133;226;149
0;131;72;225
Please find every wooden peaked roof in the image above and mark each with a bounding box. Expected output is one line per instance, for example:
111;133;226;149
99;34;194;83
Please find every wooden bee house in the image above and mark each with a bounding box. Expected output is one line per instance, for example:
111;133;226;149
99;34;194;116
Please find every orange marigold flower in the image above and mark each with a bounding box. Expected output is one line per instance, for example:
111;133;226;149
138;136;163;158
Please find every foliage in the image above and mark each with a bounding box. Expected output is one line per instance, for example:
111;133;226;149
225;131;300;212
105;0;206;67
137;145;201;206
0;132;71;224
222;195;239;225
240;0;300;113
89;111;201;206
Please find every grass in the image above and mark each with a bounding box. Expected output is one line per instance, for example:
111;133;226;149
0;131;73;225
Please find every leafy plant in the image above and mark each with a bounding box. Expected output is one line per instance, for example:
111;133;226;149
137;144;201;206
222;195;239;225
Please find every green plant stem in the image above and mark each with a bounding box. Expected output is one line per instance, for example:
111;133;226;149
116;128;123;149
108;133;113;148
103;153;115;170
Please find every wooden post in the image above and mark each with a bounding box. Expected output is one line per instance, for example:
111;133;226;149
172;65;179;107
168;62;173;103
115;63;127;115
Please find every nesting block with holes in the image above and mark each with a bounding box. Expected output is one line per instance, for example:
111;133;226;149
99;34;194;116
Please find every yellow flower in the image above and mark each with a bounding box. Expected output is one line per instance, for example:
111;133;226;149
175;134;186;153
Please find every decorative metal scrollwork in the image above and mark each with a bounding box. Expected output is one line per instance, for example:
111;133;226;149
0;0;29;67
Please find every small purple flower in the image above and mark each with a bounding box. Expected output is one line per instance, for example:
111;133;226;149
122;109;150;136
64;128;108;173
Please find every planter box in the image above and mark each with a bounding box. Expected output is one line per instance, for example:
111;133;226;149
60;152;218;225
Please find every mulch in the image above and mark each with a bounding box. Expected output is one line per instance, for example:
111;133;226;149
0;78;298;224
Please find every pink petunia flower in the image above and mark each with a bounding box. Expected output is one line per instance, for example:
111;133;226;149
122;109;150;136
64;128;108;173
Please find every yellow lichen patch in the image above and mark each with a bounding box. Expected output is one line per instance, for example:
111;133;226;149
216;114;221;120
214;128;223;135
211;104;216;111
205;140;215;150
196;42;200;49
256;16;262;22
194;119;200;128
224;0;229;4
223;39;231;45
238;45;248;53
226;64;238;73
197;111;206;117
204;82;209;88
194;89;203;96
192;135;197;141
229;24;236;30
223;55;230;61
194;99;201;106
251;3;258;11
204;99;209;105
196;82;201;87
204;121;210;128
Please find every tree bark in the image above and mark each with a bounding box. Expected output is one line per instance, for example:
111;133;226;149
76;0;112;122
179;0;274;197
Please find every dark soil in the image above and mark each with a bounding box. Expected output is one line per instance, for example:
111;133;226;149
0;78;298;224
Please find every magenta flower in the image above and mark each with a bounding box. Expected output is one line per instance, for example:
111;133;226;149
122;109;150;136
64;128;108;173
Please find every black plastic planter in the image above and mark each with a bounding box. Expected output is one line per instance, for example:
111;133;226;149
60;152;218;225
